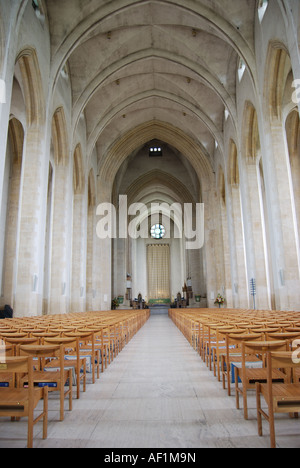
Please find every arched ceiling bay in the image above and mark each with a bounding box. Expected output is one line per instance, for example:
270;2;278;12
114;142;200;204
47;0;256;172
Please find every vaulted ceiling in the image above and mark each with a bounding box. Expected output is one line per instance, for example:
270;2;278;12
47;0;256;175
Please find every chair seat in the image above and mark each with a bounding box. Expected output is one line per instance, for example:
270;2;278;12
226;354;261;363
0;373;13;387
45;357;85;368
261;382;300;408
0;387;43;410
230;359;262;383
243;368;286;384
44;356;86;392
21;369;69;388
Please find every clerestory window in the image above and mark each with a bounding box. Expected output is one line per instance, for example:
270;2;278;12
258;0;269;22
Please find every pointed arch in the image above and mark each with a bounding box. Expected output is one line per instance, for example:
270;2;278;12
286;110;300;160
228;139;239;187
265;43;292;120
125;169;195;207
218;167;226;206
242;101;260;162
285;109;300;256
73;144;84;194
8;117;24;166
99;121;213;195
88;168;96;207
16;48;45;127
52;107;69;166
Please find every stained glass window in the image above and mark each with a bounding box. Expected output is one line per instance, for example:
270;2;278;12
150;224;166;240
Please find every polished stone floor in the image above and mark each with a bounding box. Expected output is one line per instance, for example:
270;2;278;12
0;315;299;448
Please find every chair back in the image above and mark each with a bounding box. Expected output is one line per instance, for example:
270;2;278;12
43;337;81;365
267;350;300;370
0;355;31;373
266;351;300;410
0;356;34;398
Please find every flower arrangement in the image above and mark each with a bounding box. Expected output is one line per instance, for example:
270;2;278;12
214;294;225;307
112;298;119;309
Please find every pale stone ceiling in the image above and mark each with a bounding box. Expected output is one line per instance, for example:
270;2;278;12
47;0;256;174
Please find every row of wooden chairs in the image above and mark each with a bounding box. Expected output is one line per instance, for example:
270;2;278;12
0;309;150;447
169;307;300;448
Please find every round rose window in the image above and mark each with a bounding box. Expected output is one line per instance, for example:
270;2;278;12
150;224;166;240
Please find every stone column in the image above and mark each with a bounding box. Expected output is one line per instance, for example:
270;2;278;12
93;181;112;311
202;185;226;308
14;127;48;317
86;203;96;311
48;163;72;314
218;187;233;308
1;143;22;307
260;116;300;310
70;192;87;312
242;158;270;309
230;184;248;308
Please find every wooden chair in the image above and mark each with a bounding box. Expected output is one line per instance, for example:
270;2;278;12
284;326;300;333
121;318;130;347
117;319;128;351
63;331;100;384
235;340;287;420
212;326;245;381
31;331;60;343
198;320;211;362
248;327;280;340
221;332;263;396
0;356;48;448
83;326;110;372
102;323;115;364
3;336;40;355
44;336;86;399
0;332;28;339
200;321;220;369
0;340;13;387
266;331;300;350
256;351;300;448
108;322;119;359
18;344;72;421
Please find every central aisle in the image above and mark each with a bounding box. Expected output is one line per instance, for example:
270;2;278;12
3;315;298;448
44;315;272;448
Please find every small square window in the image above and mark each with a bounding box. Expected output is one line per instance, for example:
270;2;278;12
149;146;162;157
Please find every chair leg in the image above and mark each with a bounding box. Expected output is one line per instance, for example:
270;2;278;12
69;372;73;411
97;350;100;379
222;360;226;390
92;358;95;384
217;357;221;382
27;411;34;449
243;384;248;420
269;407;276;448
43;386;48;440
60;386;64;421
101;349;104;373
256;383;263;437
76;365;80;399
235;368;240;409
227;366;231;396
83;361;86;392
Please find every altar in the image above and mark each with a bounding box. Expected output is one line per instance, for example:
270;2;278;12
149;304;169;315
148;298;171;305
